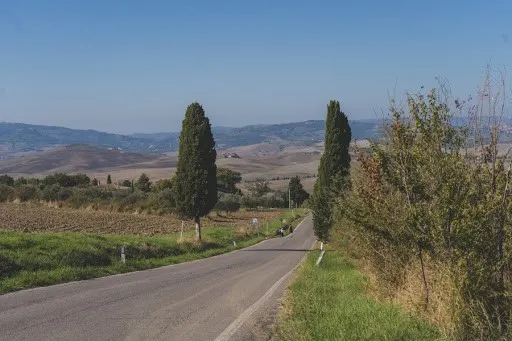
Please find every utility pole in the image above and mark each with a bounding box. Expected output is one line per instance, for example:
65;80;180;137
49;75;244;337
289;188;291;210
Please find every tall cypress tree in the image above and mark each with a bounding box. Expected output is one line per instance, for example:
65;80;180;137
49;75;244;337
107;174;112;185
317;100;352;189
173;102;217;241
312;100;352;242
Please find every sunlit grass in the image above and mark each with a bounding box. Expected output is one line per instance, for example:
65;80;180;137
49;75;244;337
0;209;305;294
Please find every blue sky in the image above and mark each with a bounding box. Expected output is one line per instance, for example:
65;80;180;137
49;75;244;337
0;0;511;133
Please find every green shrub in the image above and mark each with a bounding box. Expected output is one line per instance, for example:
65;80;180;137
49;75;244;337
16;185;40;202
57;187;73;201
0;184;15;202
120;190;148;206
67;187;113;207
0;175;14;186
215;193;241;214
42;184;61;201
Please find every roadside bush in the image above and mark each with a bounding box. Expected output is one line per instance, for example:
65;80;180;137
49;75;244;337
0;184;15;202
42;184;61;201
337;79;512;339
16;185;40;202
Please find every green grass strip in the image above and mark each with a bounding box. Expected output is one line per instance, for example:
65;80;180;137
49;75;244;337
274;249;441;341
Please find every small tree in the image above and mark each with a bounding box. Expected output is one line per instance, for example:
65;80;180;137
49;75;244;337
107;174;112;185
135;173;152;192
217;167;242;194
215;193;241;215
173;102;217;241
154;179;173;192
288;176;309;207
0;175;14;186
248;178;271;197
91;178;99;186
120;180;132;188
16;185;39;202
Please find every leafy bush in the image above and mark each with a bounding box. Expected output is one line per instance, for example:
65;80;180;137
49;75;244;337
57;187;73;201
120;190;148;206
42;184;61;201
67;187;113;207
0;184;15;202
16;185;40;202
215;194;241;214
0;175;14;187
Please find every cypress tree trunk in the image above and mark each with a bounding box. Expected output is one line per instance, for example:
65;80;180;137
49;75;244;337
195;216;202;241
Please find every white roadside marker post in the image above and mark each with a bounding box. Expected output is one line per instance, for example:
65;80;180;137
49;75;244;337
121;246;126;264
180;221;184;242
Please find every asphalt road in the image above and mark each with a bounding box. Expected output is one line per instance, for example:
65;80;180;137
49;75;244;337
0;215;316;341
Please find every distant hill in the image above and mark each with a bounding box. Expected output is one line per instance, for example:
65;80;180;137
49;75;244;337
0;144;163;174
0;119;381;156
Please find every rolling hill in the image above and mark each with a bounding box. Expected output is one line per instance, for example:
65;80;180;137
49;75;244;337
0;119;381;157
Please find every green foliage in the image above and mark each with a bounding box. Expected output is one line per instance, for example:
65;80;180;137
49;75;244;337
173;102;217;240
16;185;40;202
135;173;152;192
248;178;271;197
67;187;113;207
0;175;14;186
312;100;352;242
288;176;309;207
57;187;73;201
311;184;333;242
340;86;512;339
215;193;241;214
13;177;27;187
42;184;61;201
120;180;132;188
275;250;440;341
317;100;352;189
153;178;173;192
217;167;242;194
0;184;15;202
43;173;90;188
106;174;112;185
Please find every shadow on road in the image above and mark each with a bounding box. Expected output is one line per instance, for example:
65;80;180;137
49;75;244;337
242;249;312;252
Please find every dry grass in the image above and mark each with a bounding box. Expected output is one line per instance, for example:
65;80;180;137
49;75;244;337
0;203;286;236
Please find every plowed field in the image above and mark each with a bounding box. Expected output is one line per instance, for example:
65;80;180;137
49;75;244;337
0;203;285;236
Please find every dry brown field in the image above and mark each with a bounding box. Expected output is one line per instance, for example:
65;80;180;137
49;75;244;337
0;203;287;236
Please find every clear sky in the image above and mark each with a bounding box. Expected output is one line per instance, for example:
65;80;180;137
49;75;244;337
0;0;511;133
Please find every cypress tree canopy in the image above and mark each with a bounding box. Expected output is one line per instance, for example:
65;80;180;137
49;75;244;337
317;100;352;189
312;100;352;242
173;102;217;223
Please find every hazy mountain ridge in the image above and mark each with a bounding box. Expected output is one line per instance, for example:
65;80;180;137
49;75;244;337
0;119;382;156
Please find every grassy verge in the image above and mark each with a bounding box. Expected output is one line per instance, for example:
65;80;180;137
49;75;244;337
274;248;442;341
0;209;306;294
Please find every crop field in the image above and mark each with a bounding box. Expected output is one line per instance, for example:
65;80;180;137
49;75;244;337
0;203;287;236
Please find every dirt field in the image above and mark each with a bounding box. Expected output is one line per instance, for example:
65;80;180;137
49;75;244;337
0;203;286;236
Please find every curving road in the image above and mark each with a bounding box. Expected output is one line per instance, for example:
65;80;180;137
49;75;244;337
0;216;315;341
